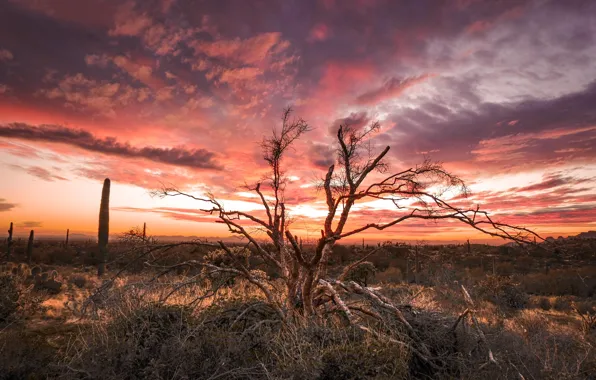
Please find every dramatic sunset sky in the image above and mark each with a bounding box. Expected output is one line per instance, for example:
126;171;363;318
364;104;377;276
1;0;595;243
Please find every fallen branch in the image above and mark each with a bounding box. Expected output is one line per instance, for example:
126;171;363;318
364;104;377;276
460;285;498;368
319;279;353;324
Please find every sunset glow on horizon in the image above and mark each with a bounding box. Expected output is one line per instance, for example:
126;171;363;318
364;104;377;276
1;0;596;243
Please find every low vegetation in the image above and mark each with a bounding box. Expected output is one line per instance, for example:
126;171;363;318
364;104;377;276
0;236;594;379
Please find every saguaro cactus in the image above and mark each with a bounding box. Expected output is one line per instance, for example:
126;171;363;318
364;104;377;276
97;178;110;277
27;230;34;264
467;239;471;254
6;222;13;261
65;229;69;248
142;222;146;241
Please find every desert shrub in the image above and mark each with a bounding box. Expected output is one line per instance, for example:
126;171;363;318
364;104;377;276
0;328;63;380
65;300;283;379
520;268;596;297
495;309;596;379
69;275;87;289
475;276;528;310
43;247;76;264
368;252;398;272
495;261;515;276
376;266;403;284
67;303;198;378
538;297;552;311
428;264;457;286
515;256;534;274
463;267;485;284
0;275;20;322
319;339;408;379
553;296;572;312
342;261;377;286
331;244;354;265
200;247;252;287
270;320;411;380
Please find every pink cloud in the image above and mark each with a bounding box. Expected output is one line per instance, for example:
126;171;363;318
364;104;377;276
190;32;289;67
108;1;152;37
308;23;331;42
0;49;13;61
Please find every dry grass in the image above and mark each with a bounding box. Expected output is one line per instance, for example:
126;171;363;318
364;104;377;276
1;243;595;379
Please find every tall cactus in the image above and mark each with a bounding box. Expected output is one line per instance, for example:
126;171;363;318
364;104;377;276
65;228;69;248
142;222;146;242
97;178;110;277
466;239;471;254
27;230;34;264
6;222;13;261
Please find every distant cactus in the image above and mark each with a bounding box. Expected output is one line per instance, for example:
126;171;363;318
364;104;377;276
467;239;471;254
6;222;13;261
142;222;146;241
97;178;110;277
27;230;34;264
65;228;69;247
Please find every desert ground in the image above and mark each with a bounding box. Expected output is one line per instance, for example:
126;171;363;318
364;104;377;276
1;235;595;379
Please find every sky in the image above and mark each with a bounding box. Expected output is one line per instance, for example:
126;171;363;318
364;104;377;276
1;0;596;243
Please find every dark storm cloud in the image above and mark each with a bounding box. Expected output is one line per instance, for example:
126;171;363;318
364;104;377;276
0;1;116;91
0;123;223;170
382;80;596;167
308;142;335;169
328;112;370;136
355;75;435;106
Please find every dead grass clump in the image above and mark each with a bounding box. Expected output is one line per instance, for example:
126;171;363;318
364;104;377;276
538;297;552;311
68;275;87;289
342;261;377;286
496;309;596;379
553;296;572;312
65;299;283;379
269;320;411;379
318;337;409;379
42;247;77;265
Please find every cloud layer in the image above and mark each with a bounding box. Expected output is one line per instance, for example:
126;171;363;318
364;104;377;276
1;0;595;239
0;123;222;170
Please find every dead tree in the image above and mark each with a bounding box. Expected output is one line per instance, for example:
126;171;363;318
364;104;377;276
155;107;542;318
